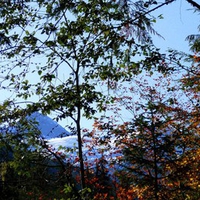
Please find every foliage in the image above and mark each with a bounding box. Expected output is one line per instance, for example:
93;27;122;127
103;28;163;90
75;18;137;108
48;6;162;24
0;0;169;194
90;20;200;197
0;106;78;199
0;0;199;199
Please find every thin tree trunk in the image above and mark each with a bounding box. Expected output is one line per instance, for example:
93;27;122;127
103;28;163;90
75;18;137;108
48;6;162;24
76;63;85;190
151;119;159;200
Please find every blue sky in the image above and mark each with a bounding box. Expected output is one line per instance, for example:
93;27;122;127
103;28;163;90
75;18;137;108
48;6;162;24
152;0;199;53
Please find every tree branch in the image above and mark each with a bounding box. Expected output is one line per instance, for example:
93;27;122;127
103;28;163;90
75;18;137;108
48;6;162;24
186;0;200;10
129;0;176;24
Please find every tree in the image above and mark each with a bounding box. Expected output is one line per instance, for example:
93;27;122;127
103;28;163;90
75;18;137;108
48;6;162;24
1;0;199;199
0;0;174;195
91;62;200;199
89;8;200;196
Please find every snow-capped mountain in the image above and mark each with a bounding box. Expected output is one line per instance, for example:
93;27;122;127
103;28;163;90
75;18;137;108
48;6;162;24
28;112;111;162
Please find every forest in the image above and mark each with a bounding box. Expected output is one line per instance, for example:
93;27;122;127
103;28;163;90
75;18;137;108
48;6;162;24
0;0;199;199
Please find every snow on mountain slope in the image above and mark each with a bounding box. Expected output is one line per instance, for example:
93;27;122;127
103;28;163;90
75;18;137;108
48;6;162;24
48;135;82;149
47;134;121;167
27;112;71;139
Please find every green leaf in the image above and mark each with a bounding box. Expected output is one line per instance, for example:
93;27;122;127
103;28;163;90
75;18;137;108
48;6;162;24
38;70;42;75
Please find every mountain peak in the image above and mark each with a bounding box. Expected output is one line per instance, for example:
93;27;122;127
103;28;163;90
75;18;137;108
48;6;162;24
27;112;71;139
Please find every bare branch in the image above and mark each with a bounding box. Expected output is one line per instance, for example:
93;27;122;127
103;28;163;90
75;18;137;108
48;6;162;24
186;0;200;10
